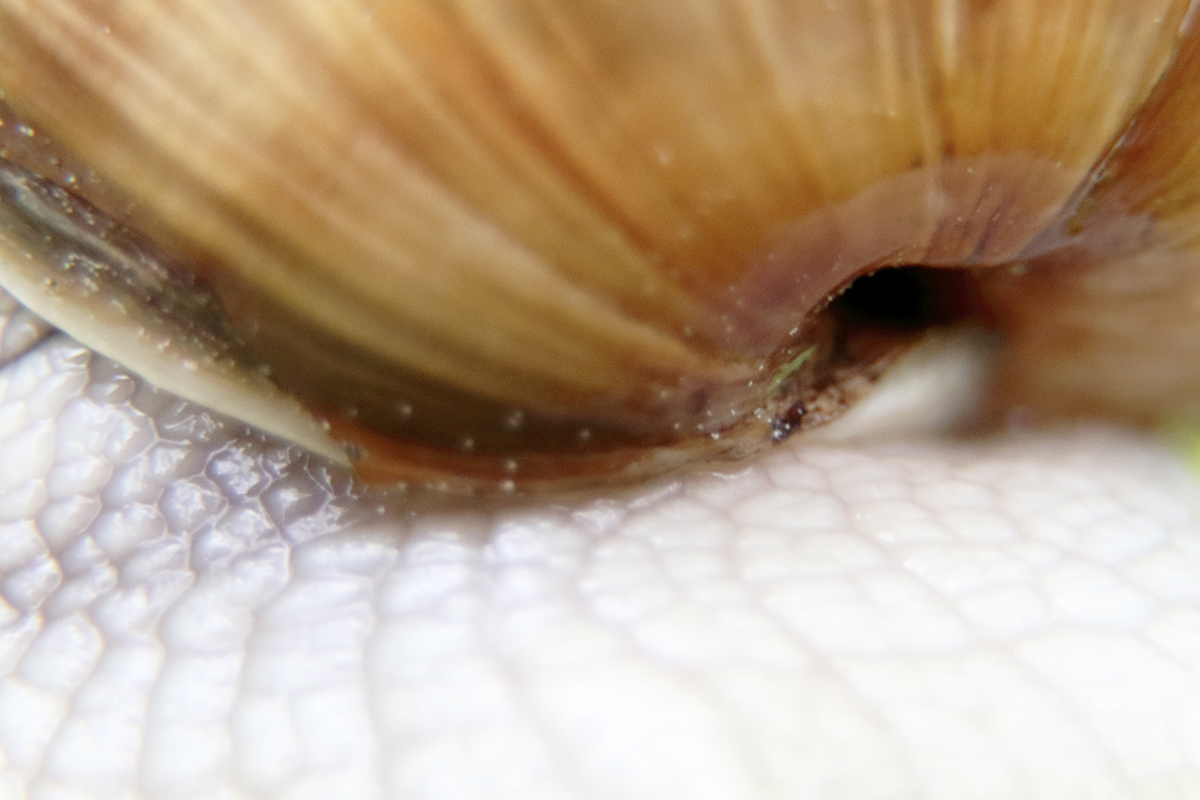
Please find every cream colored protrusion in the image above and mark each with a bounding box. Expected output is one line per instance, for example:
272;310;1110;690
0;159;350;466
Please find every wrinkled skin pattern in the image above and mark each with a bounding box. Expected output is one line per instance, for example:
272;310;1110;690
0;301;1199;798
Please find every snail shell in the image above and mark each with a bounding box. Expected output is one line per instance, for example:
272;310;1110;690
0;0;1199;493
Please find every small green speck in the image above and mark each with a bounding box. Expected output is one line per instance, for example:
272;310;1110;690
768;345;817;393
1161;418;1200;478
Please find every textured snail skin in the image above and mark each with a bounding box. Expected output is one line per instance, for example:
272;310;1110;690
1;312;1200;799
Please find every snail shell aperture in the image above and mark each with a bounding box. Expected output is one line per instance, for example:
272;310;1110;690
0;0;1199;493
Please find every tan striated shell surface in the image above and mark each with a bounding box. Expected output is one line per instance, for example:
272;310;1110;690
1;0;1200;492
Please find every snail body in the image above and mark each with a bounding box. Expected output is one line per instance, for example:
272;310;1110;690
0;0;1199;492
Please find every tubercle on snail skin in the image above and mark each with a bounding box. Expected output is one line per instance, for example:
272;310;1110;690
0;0;1199;493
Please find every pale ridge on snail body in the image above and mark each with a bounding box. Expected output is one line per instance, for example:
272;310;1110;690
0;0;1199;495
